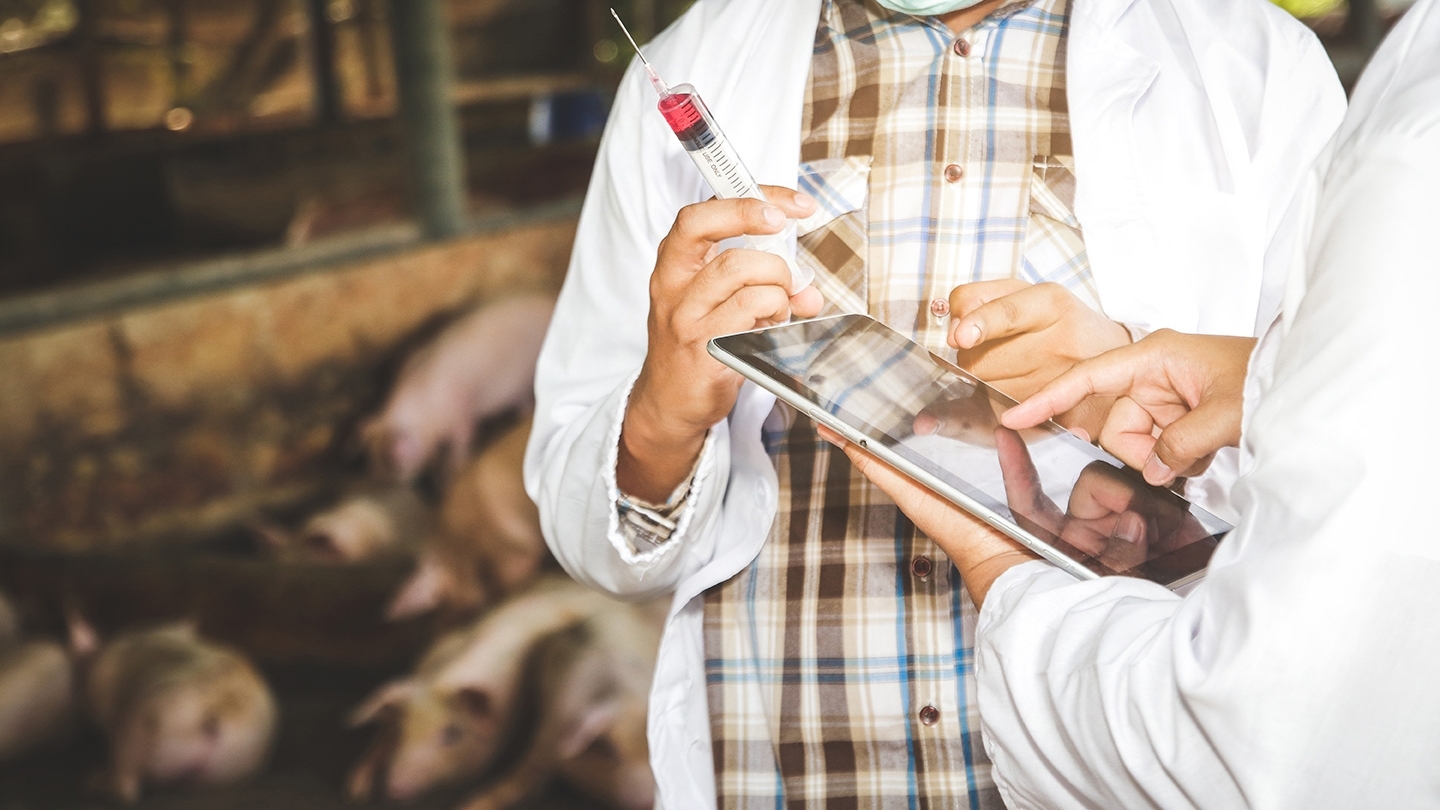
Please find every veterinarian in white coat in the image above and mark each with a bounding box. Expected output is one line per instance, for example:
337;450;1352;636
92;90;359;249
525;0;1344;806
965;3;1440;805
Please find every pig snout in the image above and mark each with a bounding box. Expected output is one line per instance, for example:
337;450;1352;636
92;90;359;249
383;743;462;804
562;734;654;810
384;770;424;803
616;776;656;810
142;696;275;787
374;687;501;802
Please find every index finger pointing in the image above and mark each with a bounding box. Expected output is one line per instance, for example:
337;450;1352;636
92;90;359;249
1000;346;1144;429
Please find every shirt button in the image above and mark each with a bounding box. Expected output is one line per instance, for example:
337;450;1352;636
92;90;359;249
928;298;949;318
953;38;971;57
919;705;940;726
911;556;933;578
943;164;964;183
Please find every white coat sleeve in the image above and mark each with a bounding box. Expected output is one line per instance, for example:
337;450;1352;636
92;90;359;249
523;56;728;601
1131;14;1348;523
972;72;1440;810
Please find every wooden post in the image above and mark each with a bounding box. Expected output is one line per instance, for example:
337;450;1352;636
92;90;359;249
305;0;343;125
386;0;468;239
75;0;106;135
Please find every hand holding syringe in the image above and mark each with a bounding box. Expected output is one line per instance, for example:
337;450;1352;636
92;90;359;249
611;10;814;293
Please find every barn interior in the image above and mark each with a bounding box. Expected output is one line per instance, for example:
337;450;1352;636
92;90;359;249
0;1;1415;808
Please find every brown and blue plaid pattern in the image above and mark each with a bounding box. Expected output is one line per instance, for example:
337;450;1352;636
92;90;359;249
704;0;1090;806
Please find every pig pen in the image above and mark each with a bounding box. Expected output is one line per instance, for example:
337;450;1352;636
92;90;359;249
0;206;620;810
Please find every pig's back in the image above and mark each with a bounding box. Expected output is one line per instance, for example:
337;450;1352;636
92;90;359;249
421;575;608;687
437;293;555;414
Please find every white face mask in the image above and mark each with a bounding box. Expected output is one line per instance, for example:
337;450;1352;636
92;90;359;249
872;0;990;14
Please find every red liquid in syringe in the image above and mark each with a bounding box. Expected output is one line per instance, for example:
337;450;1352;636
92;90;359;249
656;85;759;200
658;93;708;145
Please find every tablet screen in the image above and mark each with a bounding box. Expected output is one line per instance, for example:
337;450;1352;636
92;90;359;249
711;314;1230;585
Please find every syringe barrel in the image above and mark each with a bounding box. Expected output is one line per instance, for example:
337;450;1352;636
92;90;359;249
657;84;813;292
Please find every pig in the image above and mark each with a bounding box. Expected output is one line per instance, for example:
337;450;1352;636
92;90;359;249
346;575;623;803
0;588;19;651
0;640;77;761
361;292;556;484
455;598;663;810
252;483;434;564
387;416;549;620
71;619;279;805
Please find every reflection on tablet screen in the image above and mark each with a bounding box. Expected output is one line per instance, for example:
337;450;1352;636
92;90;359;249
714;315;1231;584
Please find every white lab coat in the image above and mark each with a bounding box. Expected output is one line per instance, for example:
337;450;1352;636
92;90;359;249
523;0;1343;807
975;2;1440;807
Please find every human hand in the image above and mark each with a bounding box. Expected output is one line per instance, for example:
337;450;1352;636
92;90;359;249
947;280;1130;437
816;423;1037;608
620;187;821;502
1000;330;1254;486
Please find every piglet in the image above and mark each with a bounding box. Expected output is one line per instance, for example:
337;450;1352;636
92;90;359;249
347;575;619;803
253;484;434;564
72;619;279;805
361;292;556;483
455;598;663;810
0;640;77;761
387;416;547;620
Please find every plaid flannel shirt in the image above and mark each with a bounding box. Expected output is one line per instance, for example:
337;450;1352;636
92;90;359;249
702;0;1097;806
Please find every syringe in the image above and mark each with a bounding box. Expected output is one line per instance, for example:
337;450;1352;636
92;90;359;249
610;9;813;293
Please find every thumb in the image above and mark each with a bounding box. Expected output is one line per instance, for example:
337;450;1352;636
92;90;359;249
759;185;817;219
1146;399;1241;485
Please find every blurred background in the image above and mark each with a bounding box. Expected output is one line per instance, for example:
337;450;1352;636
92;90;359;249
0;0;1421;808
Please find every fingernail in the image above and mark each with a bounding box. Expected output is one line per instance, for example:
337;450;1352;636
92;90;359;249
795;192;816;211
1143;453;1174;486
960;323;982;349
1114;513;1144;545
762;205;785;228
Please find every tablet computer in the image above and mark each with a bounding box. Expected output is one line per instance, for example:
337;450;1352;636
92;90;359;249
707;313;1230;590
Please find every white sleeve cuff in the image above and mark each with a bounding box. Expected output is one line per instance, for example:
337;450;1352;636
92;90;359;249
603;371;720;568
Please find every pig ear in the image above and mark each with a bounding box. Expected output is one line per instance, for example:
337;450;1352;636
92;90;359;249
455;687;493;719
66;606;100;658
349;681;416;727
557;702;619;761
248;518;291;553
360;419;400;478
385;553;452;620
